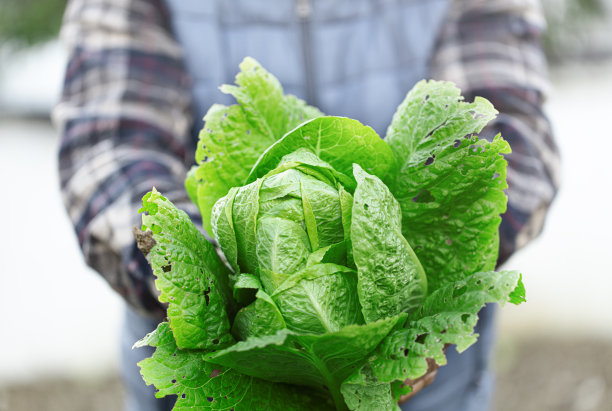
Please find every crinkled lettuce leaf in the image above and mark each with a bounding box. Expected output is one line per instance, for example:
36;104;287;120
139;189;236;350
135;322;332;411
345;271;524;397
341;364;400;411
386;80;509;292
248;116;397;186
205;315;407;411
351;164;427;323
194;57;322;235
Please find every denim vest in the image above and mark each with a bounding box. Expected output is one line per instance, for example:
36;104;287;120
163;0;449;138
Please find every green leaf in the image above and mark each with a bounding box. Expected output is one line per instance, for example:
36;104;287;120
232;289;287;340
232;179;265;274
339;186;355;268
140;189;236;350
509;274;526;304
136;322;331;411
206;315;407;411
364;270;524;384
220;57;323;140
341;364;399;411
271;263;364;335
398;135;510;292
232;273;261;305
194;58;322;235
386;81;509;292
184;165;199;208
351;165;427;323
256;216;311;276
248;116;397;186
306;241;348;267
211;187;239;274
258;269;290;295
263;148;356;191
386;79;497;171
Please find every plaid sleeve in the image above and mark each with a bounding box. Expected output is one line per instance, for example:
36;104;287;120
430;0;561;266
53;0;198;317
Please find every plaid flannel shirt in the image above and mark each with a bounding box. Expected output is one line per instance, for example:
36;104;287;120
53;0;560;317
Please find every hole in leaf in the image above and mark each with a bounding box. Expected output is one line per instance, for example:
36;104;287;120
181;394;186;399
246;130;251;135
461;313;471;323
207;397;214;403
204;287;211;306
454;139;462;148
212;338;220;345
403;348;410;357
171;379;177;384
424;155;435;166
162;264;172;273
415;334;427;344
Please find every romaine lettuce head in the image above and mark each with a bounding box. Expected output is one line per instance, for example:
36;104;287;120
136;58;525;411
211;145;427;341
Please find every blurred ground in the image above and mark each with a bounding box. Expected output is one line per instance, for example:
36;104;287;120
493;338;612;411
1;47;611;410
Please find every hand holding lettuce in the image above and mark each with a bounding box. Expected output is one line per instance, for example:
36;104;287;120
135;57;524;410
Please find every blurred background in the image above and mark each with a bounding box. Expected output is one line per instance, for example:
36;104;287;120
0;0;611;410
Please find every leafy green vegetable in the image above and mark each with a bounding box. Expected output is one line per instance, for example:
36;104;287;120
136;58;526;410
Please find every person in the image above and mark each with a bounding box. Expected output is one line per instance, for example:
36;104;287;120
53;0;560;410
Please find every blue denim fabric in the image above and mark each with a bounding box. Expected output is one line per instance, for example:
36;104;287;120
122;304;497;411
121;306;175;411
